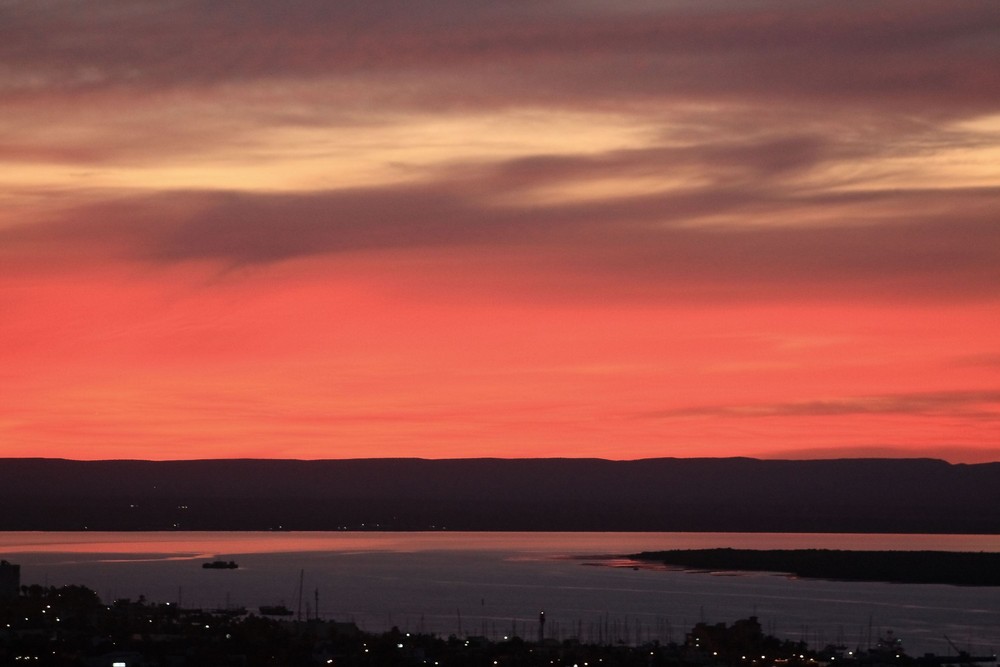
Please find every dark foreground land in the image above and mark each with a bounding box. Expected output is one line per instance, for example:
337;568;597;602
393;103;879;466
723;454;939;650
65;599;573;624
2;457;1000;532
2;584;995;666
632;549;1000;586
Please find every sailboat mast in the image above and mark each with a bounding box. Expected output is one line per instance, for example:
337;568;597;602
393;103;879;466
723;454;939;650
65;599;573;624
297;569;304;622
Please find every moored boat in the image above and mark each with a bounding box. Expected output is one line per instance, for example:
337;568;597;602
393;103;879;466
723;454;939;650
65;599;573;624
202;560;239;569
258;605;294;616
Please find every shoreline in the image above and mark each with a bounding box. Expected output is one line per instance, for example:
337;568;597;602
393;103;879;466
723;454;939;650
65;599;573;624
630;549;1000;586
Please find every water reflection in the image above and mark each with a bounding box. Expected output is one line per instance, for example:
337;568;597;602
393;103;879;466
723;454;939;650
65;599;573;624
2;531;999;556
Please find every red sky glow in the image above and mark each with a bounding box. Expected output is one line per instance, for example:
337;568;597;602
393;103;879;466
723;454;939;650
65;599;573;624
1;1;999;462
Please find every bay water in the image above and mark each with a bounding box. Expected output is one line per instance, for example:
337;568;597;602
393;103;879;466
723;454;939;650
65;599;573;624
1;532;997;656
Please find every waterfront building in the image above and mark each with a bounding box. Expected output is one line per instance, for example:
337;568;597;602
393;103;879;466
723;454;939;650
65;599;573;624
0;560;20;599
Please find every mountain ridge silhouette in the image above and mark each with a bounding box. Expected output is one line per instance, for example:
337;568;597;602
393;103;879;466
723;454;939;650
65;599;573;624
2;457;996;532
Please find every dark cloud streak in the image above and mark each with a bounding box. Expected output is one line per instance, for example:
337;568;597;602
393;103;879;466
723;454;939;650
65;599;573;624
3;1;998;113
5;180;999;302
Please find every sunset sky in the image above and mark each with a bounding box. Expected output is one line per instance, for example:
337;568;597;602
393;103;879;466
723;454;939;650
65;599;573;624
2;1;998;462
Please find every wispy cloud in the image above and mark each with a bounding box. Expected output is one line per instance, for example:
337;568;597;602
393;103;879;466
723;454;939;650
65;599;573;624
637;390;1000;420
4;181;998;302
4;2;998;112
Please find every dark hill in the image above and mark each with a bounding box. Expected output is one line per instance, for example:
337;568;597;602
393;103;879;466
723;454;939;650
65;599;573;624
0;457;997;532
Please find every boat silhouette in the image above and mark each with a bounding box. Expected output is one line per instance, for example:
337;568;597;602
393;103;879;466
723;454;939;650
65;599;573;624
202;560;239;569
258;605;294;616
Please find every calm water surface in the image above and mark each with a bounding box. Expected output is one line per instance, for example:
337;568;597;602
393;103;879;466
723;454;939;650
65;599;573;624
2;532;997;656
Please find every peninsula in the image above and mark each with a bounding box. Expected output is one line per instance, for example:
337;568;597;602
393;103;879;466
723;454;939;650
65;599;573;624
631;549;1000;586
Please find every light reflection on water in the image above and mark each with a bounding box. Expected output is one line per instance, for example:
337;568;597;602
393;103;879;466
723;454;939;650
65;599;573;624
2;532;998;656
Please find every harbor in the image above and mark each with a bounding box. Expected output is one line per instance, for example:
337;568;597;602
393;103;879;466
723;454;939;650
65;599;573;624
1;582;996;666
